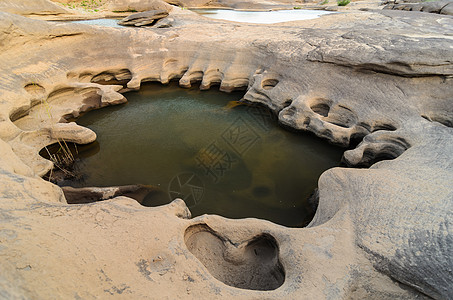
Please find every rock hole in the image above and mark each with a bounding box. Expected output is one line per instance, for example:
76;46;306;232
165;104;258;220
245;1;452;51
356;148;399;167
9;106;32;122
311;103;330;116
91;69;132;86
345;139;409;167
24;83;46;97
357;122;372;132
349;132;367;148
47;87;75;100
282;99;293;108
310;99;331;117
324;104;358;128
372;122;397;132
261;78;279;90
185;224;285;291
77;72;93;82
188;71;204;83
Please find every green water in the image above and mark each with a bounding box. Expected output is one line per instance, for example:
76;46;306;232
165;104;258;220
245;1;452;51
65;82;343;227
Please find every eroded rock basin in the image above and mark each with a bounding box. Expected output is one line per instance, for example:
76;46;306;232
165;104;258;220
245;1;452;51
185;224;285;290
55;83;343;227
1;5;453;298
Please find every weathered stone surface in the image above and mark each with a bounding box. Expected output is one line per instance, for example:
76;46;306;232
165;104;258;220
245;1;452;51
165;0;311;9
118;9;170;26
384;0;453;15
0;4;452;300
0;0;71;15
103;0;173;12
62;185;168;205
441;2;453;13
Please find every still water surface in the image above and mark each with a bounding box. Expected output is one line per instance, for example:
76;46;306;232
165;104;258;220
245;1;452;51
66;83;343;227
63;9;331;28
70;19;122;27
193;9;333;24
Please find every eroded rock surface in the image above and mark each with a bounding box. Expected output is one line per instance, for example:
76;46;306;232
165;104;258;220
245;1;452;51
118;9;170;26
0;0;71;15
384;0;453;15
61;185;167;205
168;0;305;9
0;4;452;299
103;0;173;13
185;224;285;291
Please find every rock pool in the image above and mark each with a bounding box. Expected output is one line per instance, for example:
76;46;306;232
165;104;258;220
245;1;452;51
57;83;343;227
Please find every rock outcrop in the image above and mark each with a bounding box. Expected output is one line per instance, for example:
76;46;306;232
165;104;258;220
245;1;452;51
102;0;173;12
165;0;307;9
0;4;452;299
0;0;71;15
384;0;453;15
118;9;170;26
61;185;167;205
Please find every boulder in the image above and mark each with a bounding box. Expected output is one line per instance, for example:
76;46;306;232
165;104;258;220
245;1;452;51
384;0;453;15
118;9;169;26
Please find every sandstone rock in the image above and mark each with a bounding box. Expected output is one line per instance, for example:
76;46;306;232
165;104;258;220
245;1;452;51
166;0;312;9
440;1;453;13
61;184;168;205
0;0;71;15
384;0;453;15
0;6;452;300
103;0;173;12
154;16;175;27
118;9;170;26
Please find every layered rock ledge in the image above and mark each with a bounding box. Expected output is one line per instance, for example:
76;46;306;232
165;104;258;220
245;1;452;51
0;3;452;299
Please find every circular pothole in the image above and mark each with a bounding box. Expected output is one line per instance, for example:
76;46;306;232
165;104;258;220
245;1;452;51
185;224;285;291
